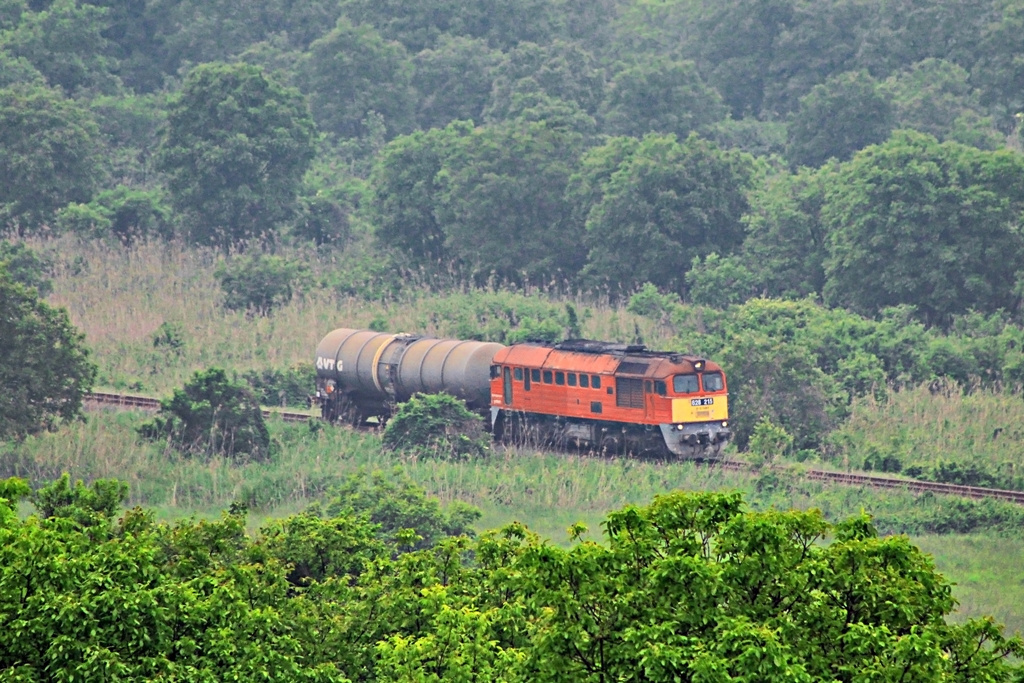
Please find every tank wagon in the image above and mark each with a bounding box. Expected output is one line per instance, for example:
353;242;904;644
314;328;730;458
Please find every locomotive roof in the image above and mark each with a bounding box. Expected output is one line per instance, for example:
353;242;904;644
535;338;703;363
494;339;720;377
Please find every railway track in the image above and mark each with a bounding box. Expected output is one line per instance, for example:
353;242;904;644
85;391;314;424
84;391;1024;506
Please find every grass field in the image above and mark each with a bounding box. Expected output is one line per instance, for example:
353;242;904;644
4;234;1022;638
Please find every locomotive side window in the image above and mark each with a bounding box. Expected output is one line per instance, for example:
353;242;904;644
673;374;699;394
655;380;667;396
703;372;724;392
567;373;577;386
555;371;565;385
580;374;589;388
514;367;523;381
592;375;601;389
644;380;652;393
531;369;541;382
543;370;553;384
490;365;500;379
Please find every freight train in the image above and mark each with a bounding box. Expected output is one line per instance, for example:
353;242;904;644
313;328;730;458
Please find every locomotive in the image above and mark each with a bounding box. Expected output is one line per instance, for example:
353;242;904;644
314;328;730;458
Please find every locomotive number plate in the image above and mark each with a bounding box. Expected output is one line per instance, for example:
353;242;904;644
690;397;714;407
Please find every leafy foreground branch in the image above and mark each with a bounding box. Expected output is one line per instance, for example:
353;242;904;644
1;475;1022;682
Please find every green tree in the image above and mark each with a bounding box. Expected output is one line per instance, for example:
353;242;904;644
598;57;726;139
694;0;794;118
300;17;415;141
761;0;869;115
370;123;469;265
484;40;605;123
0;0;117;95
411;35;500;130
138;367;271;461
740;164;834;299
0;239;51;295
0;267;96;439
33;473;128;526
882;58;1002;149
823;131;1024;325
787;70;895;168
437;117;587;281
582;133;754;295
157;62;317;249
0;83;100;234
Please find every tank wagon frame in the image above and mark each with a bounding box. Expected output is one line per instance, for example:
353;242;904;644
314;328;730;458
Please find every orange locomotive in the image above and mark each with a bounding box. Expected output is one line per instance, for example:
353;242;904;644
314;328;730;458
488;339;730;458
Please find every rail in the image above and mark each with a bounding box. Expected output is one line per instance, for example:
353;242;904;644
84;391;314;424
84;391;1024;506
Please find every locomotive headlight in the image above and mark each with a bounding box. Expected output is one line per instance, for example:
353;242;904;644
694;360;705;370
721;421;728;427
325;381;335;394
676;424;684;431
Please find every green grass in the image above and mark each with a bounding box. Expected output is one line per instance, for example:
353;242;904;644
9;234;1022;637
826;384;1024;489
4;410;1023;635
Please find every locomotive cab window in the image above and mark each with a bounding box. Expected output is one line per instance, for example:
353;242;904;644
531;369;541;382
555;371;565;385
490;365;500;379
655;380;667;396
543;370;553;384
579;374;589;388
673;374;699;394
567;373;577;387
702;371;724;392
514;367;523;381
592;375;601;389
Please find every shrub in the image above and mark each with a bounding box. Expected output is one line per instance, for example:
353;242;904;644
382;393;488;460
152;321;185;352
93;186;173;244
325;468;481;551
138;368;270;462
241;365;315;408
33;473;128;527
214;253;310;316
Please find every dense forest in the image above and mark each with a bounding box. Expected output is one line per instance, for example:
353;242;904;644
3;0;1024;316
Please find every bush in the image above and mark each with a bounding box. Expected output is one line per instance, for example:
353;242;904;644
241;365;314;408
291;194;350;246
33;473;128;527
382;393;488;460
138;368;270;462
214;253;310;316
152;321;185;352
324;468;481;551
93;186;173;244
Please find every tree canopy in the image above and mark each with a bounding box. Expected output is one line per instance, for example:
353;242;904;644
0;266;96;439
2;481;1021;681
157;62;317;249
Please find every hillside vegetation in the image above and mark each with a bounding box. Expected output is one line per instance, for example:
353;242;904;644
4;0;1024;675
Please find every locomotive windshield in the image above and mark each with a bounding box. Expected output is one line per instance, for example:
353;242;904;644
673;374;699;393
702;372;724;392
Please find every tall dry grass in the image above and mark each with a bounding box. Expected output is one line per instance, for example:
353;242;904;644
35;235;666;396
